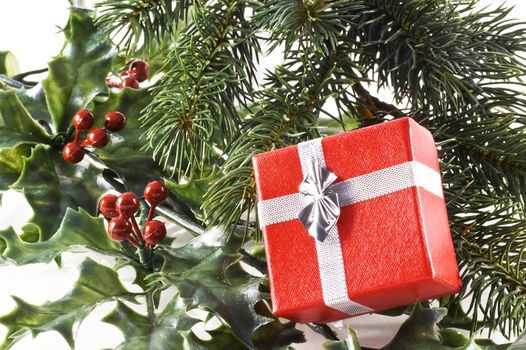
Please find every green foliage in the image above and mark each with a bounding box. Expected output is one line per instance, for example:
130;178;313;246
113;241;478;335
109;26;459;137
10;144;112;240
103;297;248;349
156;228;295;349
95;0;185;55
43;8;114;132
0;51;19;76
141;0;259;179
0;90;50;148
322;327;360;350
0;258;136;349
91;87;163;193
2;0;526;348
0;208;119;265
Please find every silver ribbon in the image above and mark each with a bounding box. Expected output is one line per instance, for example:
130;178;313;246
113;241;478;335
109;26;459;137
258;137;444;316
298;158;340;242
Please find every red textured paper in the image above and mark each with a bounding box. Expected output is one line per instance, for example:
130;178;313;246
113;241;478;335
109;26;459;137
252;118;462;323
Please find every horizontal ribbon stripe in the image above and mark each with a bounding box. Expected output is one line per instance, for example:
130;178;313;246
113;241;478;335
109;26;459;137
258;160;443;229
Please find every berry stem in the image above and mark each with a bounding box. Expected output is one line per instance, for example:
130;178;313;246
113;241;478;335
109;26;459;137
129;216;144;243
147;205;156;222
127;236;140;246
73;130;80;144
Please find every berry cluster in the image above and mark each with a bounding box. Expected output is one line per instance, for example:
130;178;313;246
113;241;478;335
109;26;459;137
63;109;127;164
106;59;149;89
100;181;168;247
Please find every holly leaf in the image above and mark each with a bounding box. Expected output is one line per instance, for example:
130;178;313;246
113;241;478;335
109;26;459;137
10;144;112;240
103;299;248;350
322;327;360;350
16;84;53;125
0;89;50;148
42;8;114;132
0;208;120;265
157;228;302;349
0;145;31;192
507;330;526;350
0;51;19;76
91;88;162;193
164;168;219;214
0;258;136;349
381;304;490;350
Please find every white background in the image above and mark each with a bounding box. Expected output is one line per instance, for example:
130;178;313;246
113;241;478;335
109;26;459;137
0;0;523;349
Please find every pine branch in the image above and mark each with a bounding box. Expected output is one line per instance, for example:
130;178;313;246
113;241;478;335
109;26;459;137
349;0;526;118
443;171;526;338
95;0;187;54
202;39;362;234
253;0;363;55
434;114;526;207
140;0;259;178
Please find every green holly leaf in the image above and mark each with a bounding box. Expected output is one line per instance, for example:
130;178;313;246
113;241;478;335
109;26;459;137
322;327;360;350
0;208;120;265
0;89;51;149
507;330;526;350
0;51;19;76
0;258;136;349
91;88;162;193
0;145;31;192
103;299;248;350
10;144;112;240
164;168;219;214
381;304;490;350
43;8;114;132
16;84;53;124
157;228;302;349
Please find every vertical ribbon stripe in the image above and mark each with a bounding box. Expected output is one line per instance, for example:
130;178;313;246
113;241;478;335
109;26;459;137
297;139;374;316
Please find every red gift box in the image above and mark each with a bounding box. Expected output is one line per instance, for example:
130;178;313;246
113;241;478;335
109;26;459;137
252;117;461;323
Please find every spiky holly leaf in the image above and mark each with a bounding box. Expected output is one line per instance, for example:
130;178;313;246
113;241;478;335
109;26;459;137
164;168;220;215
322;328;360;350
0;51;19;76
0;145;30;192
382;304;488;350
42;8;114;132
103;299;248;350
0;208;120;265
90;87;163;193
0;258;136;349
157;228;302;349
0;89;50;149
9;144;112;240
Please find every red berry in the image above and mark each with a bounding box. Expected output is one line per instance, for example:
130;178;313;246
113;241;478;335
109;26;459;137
104;111;126;132
108;216;132;241
120;77;140;89
116;192;140;216
99;194;119;218
63;142;85;163
128;60;149;82
143;220;166;245
144;181;168;206
73;109;95;131
86;127;109;148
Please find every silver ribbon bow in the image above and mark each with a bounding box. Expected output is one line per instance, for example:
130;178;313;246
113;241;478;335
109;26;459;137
298;158;340;242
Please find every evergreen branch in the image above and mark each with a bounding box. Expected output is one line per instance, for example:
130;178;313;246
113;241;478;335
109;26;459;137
203;41;362;234
95;0;187;54
443;172;526;338
253;0;363;55
140;0;260;179
349;0;526;117
434;114;526;207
